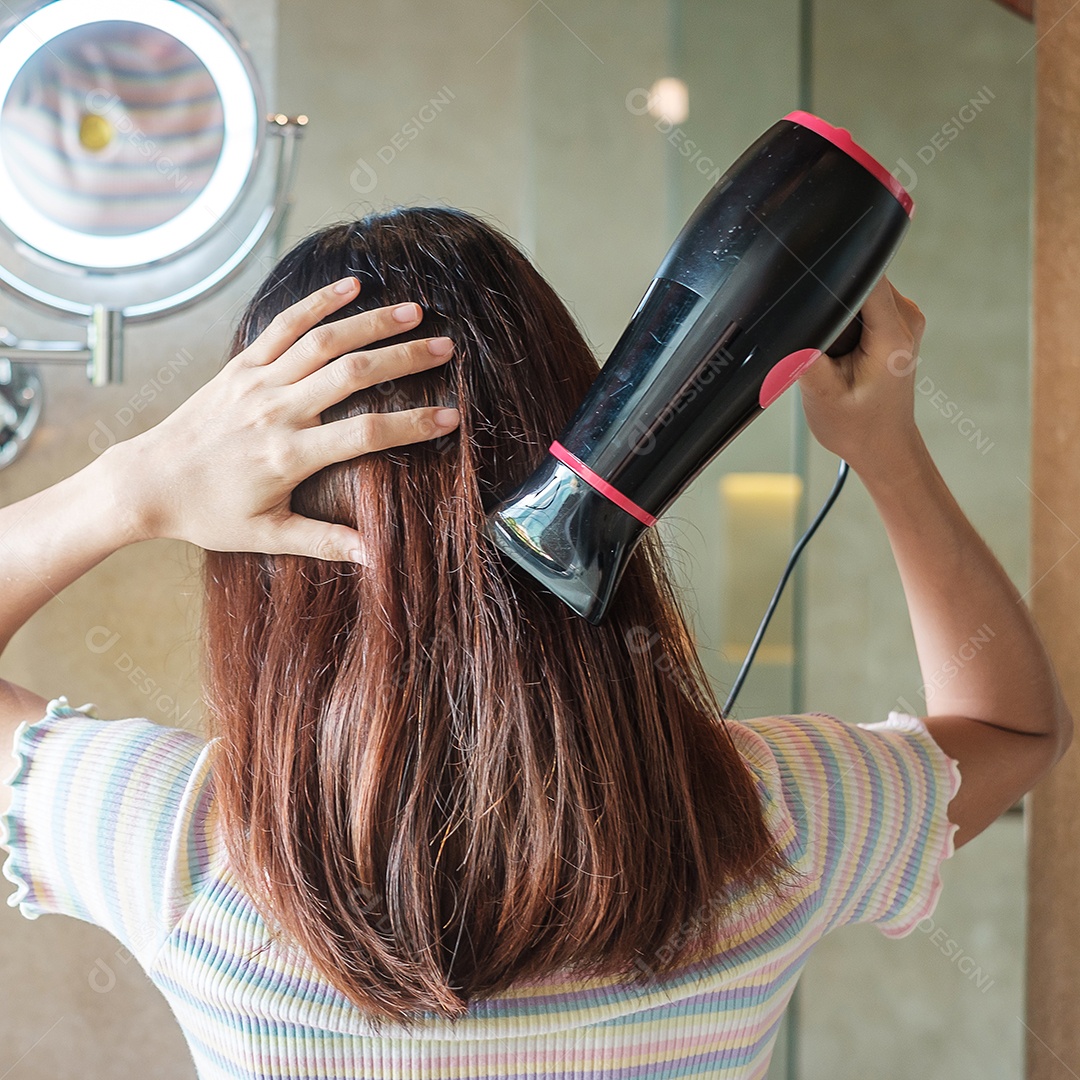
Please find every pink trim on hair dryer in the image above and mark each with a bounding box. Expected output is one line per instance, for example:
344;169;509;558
784;110;915;218
759;348;823;409
549;441;658;527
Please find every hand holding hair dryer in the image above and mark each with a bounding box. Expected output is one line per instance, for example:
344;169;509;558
484;111;913;624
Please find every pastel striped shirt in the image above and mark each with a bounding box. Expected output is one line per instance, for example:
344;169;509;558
1;697;961;1079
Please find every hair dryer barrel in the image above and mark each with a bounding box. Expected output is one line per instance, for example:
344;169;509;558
485;111;913;624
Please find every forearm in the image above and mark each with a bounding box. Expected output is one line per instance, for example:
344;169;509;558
0;443;147;658
856;432;1070;740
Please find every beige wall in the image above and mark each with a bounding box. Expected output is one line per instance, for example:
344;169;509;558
0;2;1037;1078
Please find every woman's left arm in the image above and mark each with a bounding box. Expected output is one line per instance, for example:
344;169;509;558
0;275;460;810
0;447;146;756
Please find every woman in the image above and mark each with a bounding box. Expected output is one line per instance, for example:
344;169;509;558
1;206;1071;1078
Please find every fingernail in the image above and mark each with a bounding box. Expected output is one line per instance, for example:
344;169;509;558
394;303;421;323
434;408;460;427
427;337;454;356
334;276;358;294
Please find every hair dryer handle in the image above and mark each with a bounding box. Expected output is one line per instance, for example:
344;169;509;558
825;311;864;358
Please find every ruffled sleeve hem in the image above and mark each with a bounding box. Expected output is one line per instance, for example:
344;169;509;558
858;709;963;939
1;696;99;920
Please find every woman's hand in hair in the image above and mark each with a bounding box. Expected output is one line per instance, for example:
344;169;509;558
116;276;460;563
795;274;926;482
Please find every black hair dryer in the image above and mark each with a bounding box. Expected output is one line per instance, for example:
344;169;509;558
484;111;914;624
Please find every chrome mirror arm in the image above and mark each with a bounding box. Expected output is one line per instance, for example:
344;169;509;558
0;304;122;386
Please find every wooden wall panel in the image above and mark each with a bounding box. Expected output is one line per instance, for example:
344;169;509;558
1027;2;1080;1076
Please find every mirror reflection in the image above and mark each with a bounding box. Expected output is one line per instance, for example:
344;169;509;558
1;21;224;237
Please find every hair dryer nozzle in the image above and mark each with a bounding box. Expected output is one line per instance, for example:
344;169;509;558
484;454;647;624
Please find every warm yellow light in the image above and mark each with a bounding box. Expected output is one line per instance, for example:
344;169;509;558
78;111;113;151
719;473;804;504
719;472;804;664
647;77;689;125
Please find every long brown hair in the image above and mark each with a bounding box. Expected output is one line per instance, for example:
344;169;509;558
202;206;800;1029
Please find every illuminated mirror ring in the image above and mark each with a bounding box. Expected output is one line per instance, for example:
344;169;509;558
0;0;261;270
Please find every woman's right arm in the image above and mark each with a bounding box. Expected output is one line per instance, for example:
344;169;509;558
796;277;1074;851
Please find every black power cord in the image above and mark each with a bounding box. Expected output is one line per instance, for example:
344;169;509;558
723;458;850;716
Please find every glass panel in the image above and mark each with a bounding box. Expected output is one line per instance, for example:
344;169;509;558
664;4;805;1077
796;1;1034;1077
663;0;806;722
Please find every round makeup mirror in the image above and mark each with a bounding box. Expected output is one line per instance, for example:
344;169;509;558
0;0;304;468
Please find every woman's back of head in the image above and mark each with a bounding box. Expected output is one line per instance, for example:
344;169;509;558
202;205;798;1029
